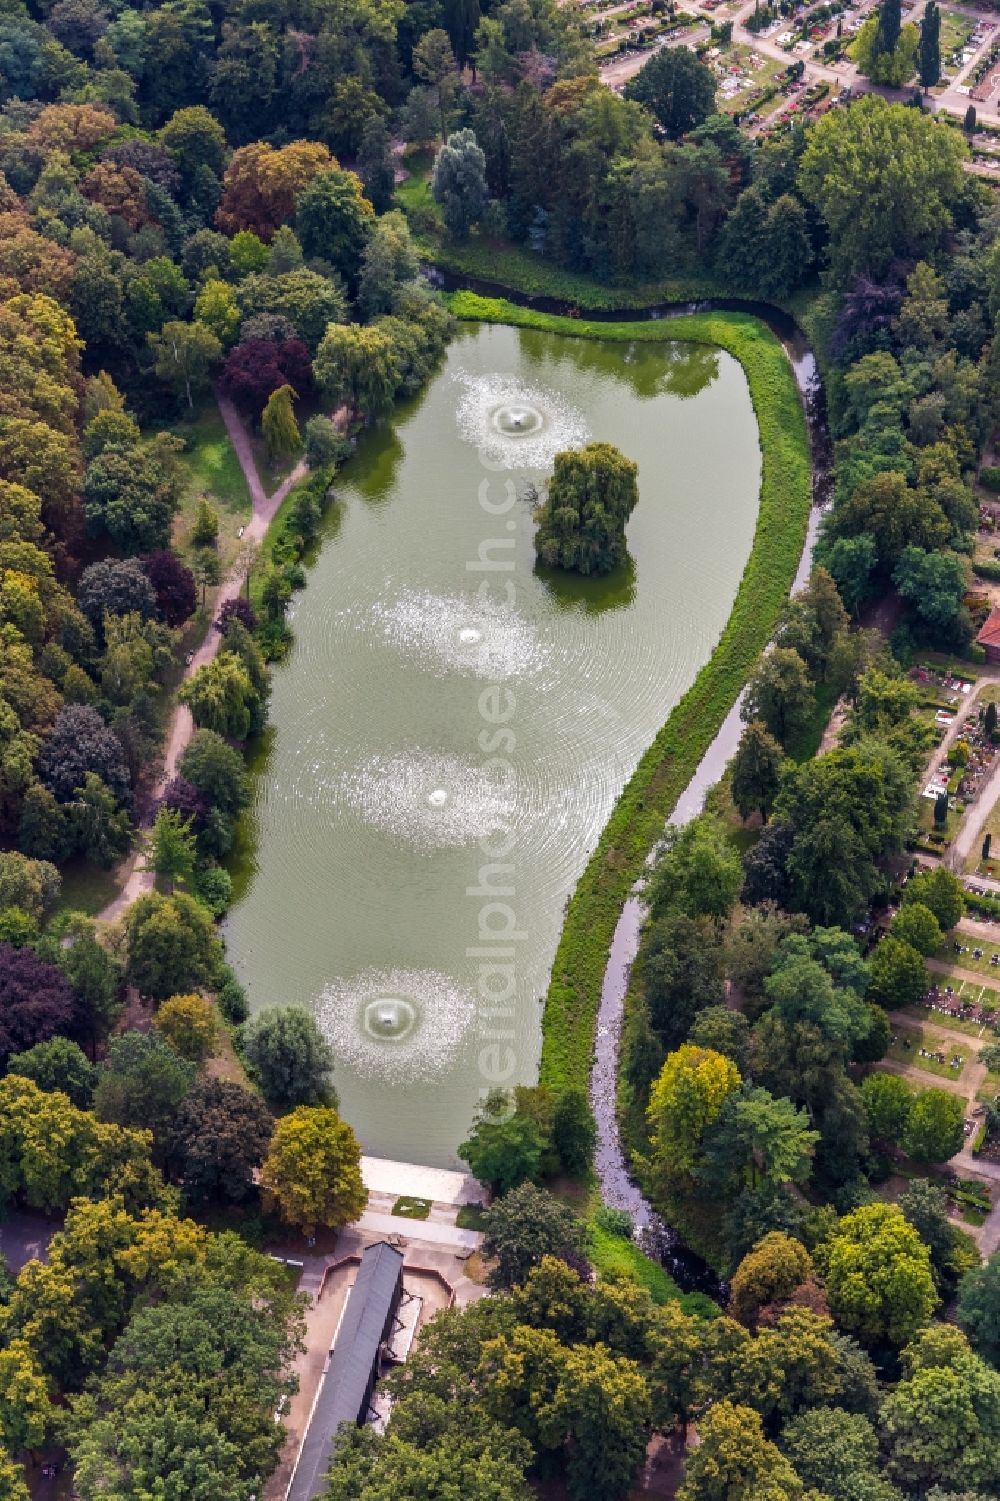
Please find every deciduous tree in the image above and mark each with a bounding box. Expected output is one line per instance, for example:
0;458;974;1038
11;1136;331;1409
152;993;216;1062
798;95;967;280
94;1029;197;1142
7;1036;96;1108
902;867;964;931
240;1005;335;1110
868;936;929;1008
823;1202;937;1345
904;1086;965;1163
860;1070;912;1145
0;943;79;1068
742;648;815;747
677;1401;804;1501
648;1044;741;1174
729;1232;814;1328
295;166;374;285
624;45;716;138
459;1089;546;1194
148;320;221;408
141;550;197;627
313;322;398;420
170;1076;274;1205
179;652;257;739
143;807;197;892
261;383;300;462
260;1105;366;1234
481;1183;587;1291
431;127;489;236
180;729;249;816
881;1326;1000;1492
38;704;130;806
957;1251;1000;1364
124;890;223;1001
891;901;943;957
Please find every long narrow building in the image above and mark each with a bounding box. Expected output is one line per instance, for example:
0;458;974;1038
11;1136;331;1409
286;1241;404;1501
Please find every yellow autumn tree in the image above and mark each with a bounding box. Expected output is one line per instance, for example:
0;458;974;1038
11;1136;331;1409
152;992;217;1062
647;1044;740;1174
260;1105;367;1235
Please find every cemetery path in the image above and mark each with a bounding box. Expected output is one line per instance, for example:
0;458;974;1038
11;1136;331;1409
953;746;1000;870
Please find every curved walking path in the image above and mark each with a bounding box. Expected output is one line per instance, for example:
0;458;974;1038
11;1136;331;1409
591;334;825;1263
97;395;318;924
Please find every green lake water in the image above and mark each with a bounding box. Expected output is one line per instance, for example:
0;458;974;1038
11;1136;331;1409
224;322;762;1166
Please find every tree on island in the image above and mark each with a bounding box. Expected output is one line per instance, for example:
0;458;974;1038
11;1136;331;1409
534;443;639;576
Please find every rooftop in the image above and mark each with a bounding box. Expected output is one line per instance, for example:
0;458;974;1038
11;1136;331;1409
977;606;1000;648
286;1240;404;1501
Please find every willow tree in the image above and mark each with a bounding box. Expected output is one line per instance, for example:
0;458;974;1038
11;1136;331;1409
261;384;300;462
534;442;639;575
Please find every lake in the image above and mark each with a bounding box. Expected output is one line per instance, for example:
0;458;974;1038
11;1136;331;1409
224;320;762;1165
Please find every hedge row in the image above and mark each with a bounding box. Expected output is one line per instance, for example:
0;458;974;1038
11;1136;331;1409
448;293;814;1098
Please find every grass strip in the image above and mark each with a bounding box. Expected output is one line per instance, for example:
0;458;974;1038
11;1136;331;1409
587;1221;718;1317
447;293;812;1100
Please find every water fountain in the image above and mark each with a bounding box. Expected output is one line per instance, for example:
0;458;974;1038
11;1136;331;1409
455;372;589;469
224;322;763;1164
368;590;550;680
318;969;476;1083
333;750;517;850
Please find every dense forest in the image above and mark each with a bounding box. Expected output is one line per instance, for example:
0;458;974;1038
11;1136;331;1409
1;0;1000;1497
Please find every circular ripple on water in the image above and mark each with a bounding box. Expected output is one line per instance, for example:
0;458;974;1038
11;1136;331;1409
369;589;550;681
455;371;590;470
317;968;476;1082
333;749;518;850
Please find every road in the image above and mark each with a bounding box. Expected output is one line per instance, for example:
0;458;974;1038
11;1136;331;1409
951;729;1000;874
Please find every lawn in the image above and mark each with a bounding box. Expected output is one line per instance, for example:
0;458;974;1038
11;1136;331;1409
455;1203;488;1231
252;435;300;497
915;794;964;843
936;941;1000;988
887;1021;970;1081
170;402;252;571
937;6;976;78
586;1222;718;1318
53;860;120;920
711;44;787;116
904;1000;999;1038
964;788;1000;876
977;1069;1000;1104
392;1196;432;1220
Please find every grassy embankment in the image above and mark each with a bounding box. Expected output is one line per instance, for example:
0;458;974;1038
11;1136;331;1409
446;292;813;1106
